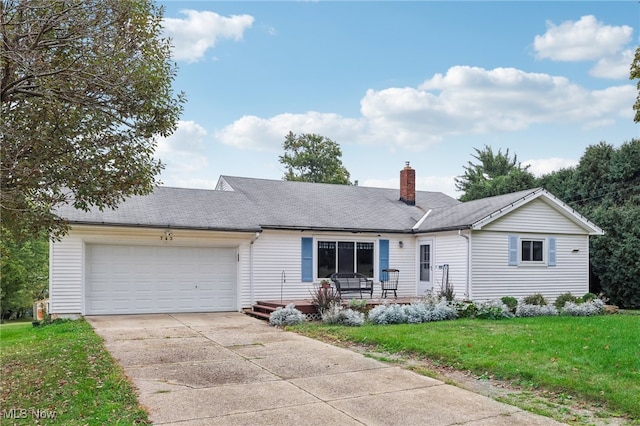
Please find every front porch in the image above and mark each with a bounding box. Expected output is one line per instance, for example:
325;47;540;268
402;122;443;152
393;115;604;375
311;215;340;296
245;297;419;321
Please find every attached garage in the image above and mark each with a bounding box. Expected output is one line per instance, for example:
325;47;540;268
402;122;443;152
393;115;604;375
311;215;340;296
85;244;237;315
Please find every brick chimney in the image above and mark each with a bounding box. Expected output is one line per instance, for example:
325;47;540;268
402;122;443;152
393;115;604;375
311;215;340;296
399;161;415;205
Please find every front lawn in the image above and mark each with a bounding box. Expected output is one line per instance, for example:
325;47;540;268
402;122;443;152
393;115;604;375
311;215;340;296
0;320;148;425
294;314;640;422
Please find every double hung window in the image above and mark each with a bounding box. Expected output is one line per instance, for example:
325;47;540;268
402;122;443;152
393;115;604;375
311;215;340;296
521;239;544;262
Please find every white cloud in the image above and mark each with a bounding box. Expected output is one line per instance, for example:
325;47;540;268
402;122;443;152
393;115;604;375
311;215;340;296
162;10;254;62
215;112;366;151
523;158;578;177
156;120;210;186
590;49;634;79
215;66;635;152
533;15;632;62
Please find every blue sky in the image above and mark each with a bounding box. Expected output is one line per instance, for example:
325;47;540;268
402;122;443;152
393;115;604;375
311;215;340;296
156;1;639;197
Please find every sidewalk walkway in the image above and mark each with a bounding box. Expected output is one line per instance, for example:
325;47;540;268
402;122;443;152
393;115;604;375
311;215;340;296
87;312;565;425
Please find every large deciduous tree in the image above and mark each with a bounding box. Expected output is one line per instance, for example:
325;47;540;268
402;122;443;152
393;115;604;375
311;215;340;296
455;145;536;201
279;131;351;184
1;0;184;240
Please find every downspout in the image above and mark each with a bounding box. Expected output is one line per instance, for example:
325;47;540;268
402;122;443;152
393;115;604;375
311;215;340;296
458;229;471;299
249;232;260;306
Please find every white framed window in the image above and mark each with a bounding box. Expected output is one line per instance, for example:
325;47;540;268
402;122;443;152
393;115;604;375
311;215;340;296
508;235;556;267
521;239;544;262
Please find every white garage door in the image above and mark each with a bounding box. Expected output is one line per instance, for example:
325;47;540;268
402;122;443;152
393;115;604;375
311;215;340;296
85;244;237;315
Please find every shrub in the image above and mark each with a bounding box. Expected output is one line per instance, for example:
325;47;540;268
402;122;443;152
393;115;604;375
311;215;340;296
515;302;558;317
500;296;518;313
309;284;341;314
321;304;365;326
561;299;606;316
554;292;578;309
429;299;458;321
368;300;457;325
368;303;407;325
455;301;477;318
523;293;548;306
269;304;306;326
347;298;369;314
475;299;514;320
438;280;456;301
582;292;598;303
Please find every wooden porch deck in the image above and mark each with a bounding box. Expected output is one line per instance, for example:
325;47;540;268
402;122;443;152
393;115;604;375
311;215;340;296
245;297;419;321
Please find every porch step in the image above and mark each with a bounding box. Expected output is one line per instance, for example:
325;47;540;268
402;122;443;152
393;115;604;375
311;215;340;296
244;303;278;321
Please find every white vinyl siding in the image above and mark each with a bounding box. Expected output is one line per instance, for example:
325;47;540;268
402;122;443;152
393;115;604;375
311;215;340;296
49;236;84;315
431;232;470;299
471;232;589;301
482;198;586;234
250;231;418;300
388;237;418;298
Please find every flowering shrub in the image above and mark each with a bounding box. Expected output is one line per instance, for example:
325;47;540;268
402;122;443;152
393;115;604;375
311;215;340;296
515;302;558;317
269;303;306;326
321;304;365;326
475;299;514;320
561;299;606;316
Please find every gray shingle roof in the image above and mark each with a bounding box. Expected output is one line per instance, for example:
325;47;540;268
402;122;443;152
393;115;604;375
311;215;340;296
417;188;541;232
217;176;460;232
57;176;601;235
56;186;262;231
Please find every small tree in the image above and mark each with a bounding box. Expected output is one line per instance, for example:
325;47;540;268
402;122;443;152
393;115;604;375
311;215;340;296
455;145;536;201
279;132;351;184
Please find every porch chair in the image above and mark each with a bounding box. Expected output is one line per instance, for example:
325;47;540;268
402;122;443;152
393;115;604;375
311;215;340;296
380;268;399;298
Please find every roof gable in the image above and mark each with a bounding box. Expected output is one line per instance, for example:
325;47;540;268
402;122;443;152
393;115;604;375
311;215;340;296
416;188;603;235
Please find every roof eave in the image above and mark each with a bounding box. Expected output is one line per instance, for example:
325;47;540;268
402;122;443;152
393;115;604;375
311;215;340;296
66;220;263;233
259;225;413;234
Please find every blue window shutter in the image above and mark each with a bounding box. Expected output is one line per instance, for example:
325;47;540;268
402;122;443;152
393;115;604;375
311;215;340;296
301;238;313;282
508;235;518;266
548;237;557;267
379;239;389;277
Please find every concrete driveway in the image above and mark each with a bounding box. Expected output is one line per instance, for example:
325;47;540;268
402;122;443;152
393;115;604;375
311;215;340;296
87;313;564;425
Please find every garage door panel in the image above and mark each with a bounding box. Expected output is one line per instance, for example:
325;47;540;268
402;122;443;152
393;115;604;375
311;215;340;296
85;244;237;314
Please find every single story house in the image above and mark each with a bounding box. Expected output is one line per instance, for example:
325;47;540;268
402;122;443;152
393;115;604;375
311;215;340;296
49;163;604;317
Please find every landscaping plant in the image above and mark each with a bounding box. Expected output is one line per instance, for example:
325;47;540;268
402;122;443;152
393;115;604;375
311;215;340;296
269;303;306;326
321;304;365;326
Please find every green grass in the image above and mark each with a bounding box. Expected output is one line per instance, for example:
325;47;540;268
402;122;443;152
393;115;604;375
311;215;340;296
0;320;149;425
293;314;640;421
